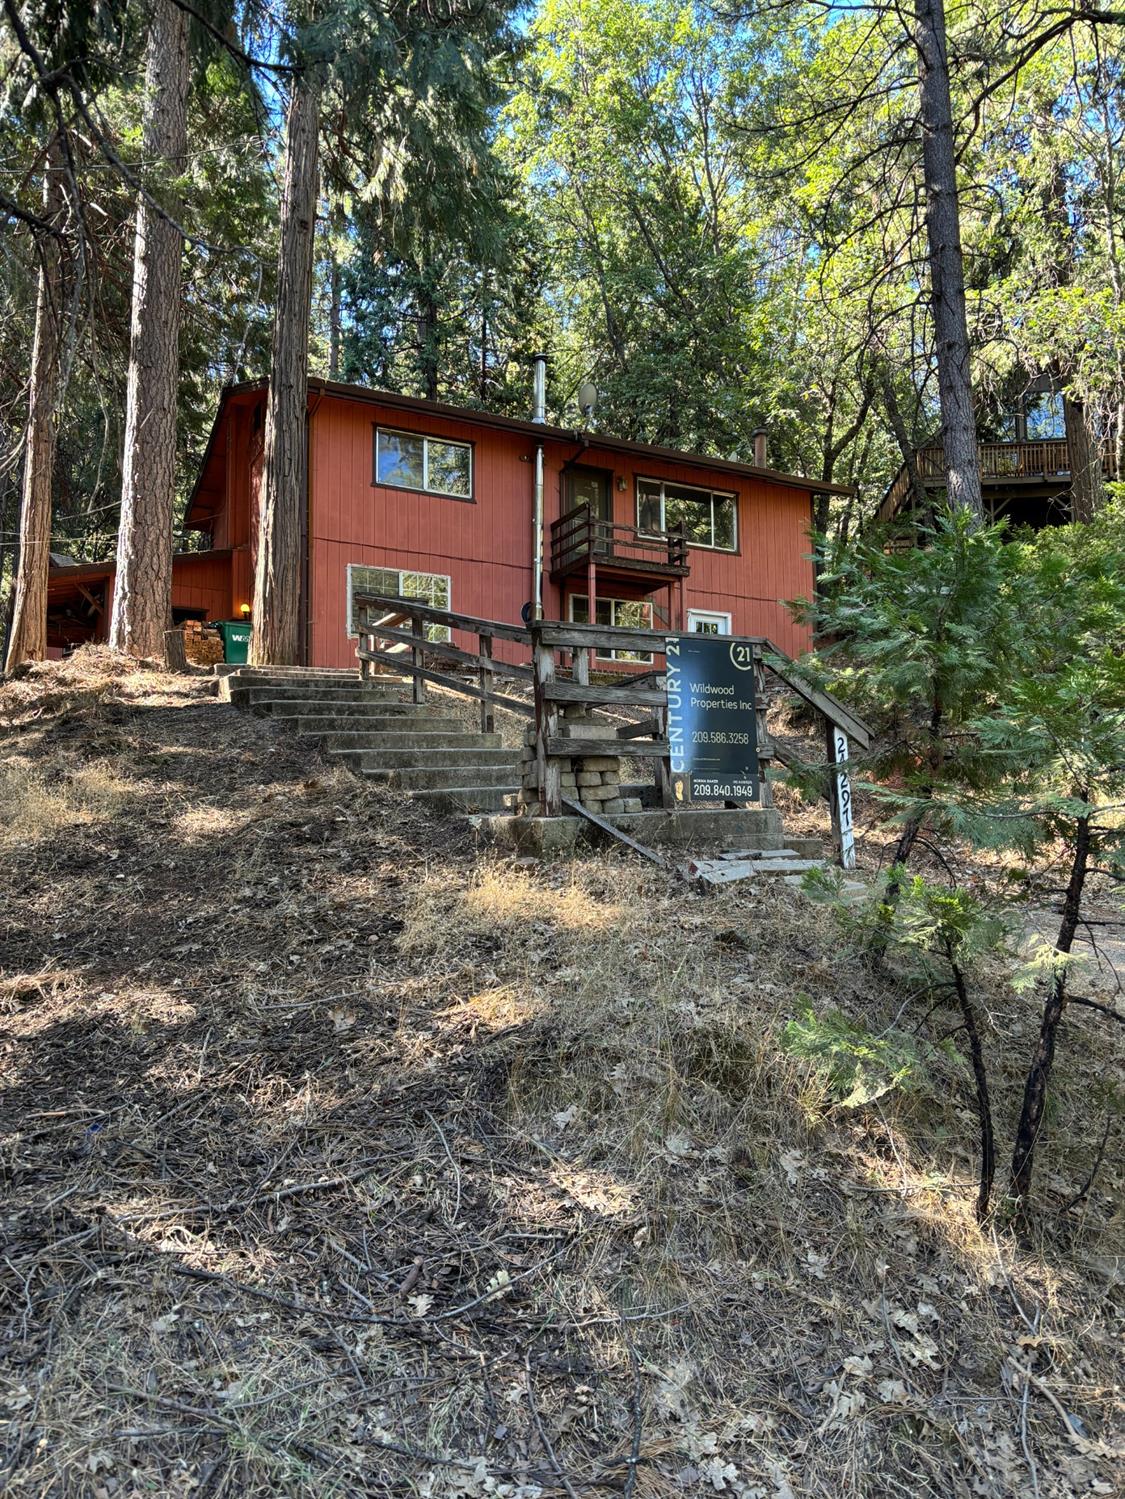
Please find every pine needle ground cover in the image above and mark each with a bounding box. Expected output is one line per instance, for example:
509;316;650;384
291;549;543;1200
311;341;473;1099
1;652;1121;1498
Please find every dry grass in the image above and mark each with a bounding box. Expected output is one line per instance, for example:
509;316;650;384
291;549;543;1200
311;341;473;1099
0;758;132;845
1;648;1122;1499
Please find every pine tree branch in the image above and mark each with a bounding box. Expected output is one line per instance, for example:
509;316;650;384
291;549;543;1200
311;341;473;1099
0;190;64;238
166;0;300;77
1068;995;1125;1025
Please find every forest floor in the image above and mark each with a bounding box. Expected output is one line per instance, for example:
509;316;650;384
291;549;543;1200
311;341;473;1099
1;649;1122;1499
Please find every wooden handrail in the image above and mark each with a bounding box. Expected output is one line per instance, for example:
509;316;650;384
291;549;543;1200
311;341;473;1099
347;581;870;865
549;504;689;574
880;435;1120;521
353;589;532;645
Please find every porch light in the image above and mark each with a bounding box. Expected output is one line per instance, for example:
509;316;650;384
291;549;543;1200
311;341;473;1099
239;603;251;617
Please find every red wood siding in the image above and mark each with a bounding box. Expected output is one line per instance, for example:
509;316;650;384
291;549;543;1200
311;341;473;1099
306;395;814;666
103;552;234;629
170;552;236;621
309;396;538;667
198;387;815;667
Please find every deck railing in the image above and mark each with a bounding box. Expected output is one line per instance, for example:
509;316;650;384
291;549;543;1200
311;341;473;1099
550;504;689;578
351;588;872;863
880;436;1120;521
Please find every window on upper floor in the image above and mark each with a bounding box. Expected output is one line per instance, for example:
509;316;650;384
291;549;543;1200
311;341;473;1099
374;427;472;500
1025;392;1065;441
635;478;737;551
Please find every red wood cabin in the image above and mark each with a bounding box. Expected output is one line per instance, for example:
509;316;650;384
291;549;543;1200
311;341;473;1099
46;377;847;662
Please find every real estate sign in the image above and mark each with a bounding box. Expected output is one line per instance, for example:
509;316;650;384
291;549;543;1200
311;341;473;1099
665;634;760;802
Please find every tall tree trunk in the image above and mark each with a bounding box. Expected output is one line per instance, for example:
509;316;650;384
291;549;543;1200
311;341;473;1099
250;64;321;666
328;245;341;379
109;0;190;659
880;364;930;521
5;141;64;673
1063;396;1104;523
1010;804;1091;1206
418;266;439;402
914;0;984;522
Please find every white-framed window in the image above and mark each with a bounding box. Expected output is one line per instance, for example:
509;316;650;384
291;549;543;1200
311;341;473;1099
636;478;737;551
346;564;451;641
687;609;732;635
569;594;654;663
374;427;472;500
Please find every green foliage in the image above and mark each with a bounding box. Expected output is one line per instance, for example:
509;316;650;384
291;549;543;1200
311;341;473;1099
0;7;276;564
781;996;924;1108
501;0;874;461
798;501;1125;878
321;0;537;410
4;0;1125;596
894;878;1010;967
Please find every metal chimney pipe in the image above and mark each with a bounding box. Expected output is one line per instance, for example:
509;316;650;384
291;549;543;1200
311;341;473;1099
531;353;548;424
751;427;768;467
530;354;548;619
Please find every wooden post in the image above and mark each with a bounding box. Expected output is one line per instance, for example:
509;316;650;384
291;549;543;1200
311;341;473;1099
411;614;425;703
754;648;773;808
826;718;856;870
573;643;589;687
358;614;371;680
655;701;674;809
586;532;597;675
478;631;494;735
532;626;561;816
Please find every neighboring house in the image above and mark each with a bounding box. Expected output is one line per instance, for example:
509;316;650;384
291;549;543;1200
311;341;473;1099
878;383;1119;529
46;374;848;662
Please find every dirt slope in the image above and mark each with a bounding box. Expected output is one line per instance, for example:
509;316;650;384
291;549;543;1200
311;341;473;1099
1;651;1121;1498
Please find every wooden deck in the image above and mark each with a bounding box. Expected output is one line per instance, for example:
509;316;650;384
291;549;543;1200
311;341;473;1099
549;504;689;583
878;437;1120;523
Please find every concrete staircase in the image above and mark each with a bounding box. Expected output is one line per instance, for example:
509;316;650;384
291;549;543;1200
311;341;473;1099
222;667;827;865
222;667;521;812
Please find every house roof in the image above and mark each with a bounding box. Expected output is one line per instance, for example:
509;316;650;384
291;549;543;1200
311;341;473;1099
47;549;233;585
185;377;852;528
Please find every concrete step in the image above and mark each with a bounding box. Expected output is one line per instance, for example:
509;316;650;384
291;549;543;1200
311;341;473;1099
406;784;519;812
293;718;471;740
240;695;423;717
261;700;463;726
328;744;513;770
231;683;412;706
365;763;519;791
687;855;827;886
222;666;365;681
222;668;387;691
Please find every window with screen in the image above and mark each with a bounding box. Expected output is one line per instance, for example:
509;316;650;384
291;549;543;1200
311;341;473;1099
347;565;451;641
569;595;653;662
635;479;737;551
374;428;472;499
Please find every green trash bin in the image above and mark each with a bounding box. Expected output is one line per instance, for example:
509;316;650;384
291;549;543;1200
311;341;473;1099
215;619;251;664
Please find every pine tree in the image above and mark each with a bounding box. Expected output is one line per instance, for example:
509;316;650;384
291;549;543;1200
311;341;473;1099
5;140;66;671
109;0;191;659
250;60;321;666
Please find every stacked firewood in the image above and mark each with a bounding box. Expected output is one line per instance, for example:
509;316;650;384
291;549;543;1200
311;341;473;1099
181;619;224;666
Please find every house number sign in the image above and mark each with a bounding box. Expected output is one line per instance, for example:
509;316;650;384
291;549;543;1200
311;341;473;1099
830;724;856;870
